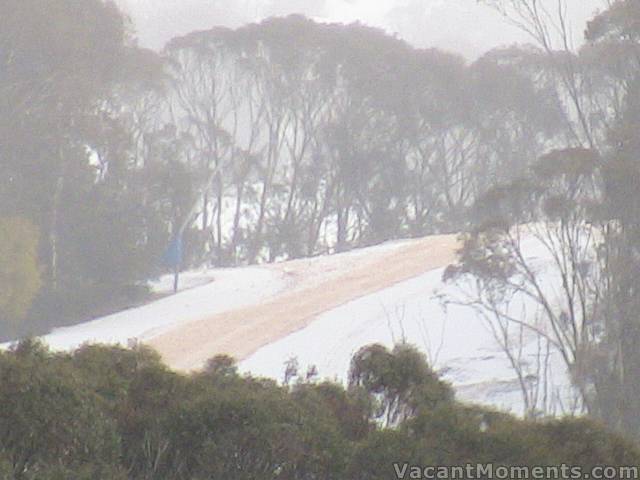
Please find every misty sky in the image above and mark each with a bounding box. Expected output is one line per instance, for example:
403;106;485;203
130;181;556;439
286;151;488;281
117;0;605;59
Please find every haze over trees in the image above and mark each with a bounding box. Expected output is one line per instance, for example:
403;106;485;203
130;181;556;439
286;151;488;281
2;0;640;448
0;0;167;336
1;0;566;336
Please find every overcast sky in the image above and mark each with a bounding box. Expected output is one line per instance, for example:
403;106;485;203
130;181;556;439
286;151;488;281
116;0;605;59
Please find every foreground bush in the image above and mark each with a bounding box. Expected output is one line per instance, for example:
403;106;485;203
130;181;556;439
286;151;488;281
0;341;637;479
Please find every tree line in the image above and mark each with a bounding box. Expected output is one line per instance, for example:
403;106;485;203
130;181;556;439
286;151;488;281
0;0;565;337
0;339;637;479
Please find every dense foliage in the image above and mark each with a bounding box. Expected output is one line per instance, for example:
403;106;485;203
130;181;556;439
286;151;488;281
0;0;166;335
0;341;636;479
0;218;41;329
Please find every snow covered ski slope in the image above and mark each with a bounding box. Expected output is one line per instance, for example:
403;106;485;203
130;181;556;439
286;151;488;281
6;233;576;416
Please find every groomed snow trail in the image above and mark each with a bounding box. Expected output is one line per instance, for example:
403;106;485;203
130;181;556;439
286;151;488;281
241;234;575;416
146;235;458;371
7;232;575;416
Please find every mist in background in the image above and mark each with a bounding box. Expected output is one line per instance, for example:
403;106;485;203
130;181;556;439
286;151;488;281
116;0;604;58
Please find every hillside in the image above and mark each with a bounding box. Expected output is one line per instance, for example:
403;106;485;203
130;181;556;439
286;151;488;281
147;235;457;371
31;235;454;361
6;232;575;418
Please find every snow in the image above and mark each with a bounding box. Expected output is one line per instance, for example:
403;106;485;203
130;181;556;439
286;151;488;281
3;238;411;353
149;268;217;294
237;267;550;415
3;232;579;417
240;234;577;416
16;266;288;352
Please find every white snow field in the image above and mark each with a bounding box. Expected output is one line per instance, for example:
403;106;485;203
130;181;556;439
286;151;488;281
240;258;574;416
4;233;578;417
32;266;288;352
12;238;413;352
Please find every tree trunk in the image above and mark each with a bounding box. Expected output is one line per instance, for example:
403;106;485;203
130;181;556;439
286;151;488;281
49;175;64;290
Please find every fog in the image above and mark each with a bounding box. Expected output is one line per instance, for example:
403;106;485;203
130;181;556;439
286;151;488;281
117;0;604;58
3;0;640;468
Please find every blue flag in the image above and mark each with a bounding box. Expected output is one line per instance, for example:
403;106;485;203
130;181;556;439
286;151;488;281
163;235;183;269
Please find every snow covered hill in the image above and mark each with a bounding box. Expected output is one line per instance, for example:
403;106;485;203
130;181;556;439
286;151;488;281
3;232;578;417
240;246;574;417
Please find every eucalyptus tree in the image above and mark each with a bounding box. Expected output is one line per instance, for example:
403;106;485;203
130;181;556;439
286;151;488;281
0;0;132;286
480;0;602;148
164;28;239;261
245;18;337;259
0;0;167;334
447;0;640;438
400;49;469;235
